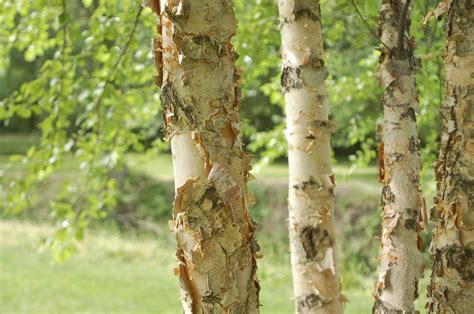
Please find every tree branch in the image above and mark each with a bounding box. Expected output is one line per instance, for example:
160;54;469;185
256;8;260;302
398;0;411;52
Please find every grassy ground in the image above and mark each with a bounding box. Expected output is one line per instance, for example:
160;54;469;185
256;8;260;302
125;152;382;183
0;219;430;314
0;134;433;313
0;220;375;313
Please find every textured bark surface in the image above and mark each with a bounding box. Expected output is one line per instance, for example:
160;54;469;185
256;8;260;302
373;1;425;313
278;1;343;313
152;1;260;312
427;1;474;313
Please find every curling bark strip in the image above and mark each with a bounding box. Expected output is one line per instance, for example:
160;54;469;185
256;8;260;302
278;1;344;313
151;1;260;312
427;1;474;312
373;1;425;313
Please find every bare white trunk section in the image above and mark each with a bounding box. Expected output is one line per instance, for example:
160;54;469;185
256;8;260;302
278;1;343;313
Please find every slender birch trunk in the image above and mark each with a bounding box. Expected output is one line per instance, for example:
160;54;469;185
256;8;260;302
278;1;343;313
373;1;424;313
150;1;260;312
427;1;474;312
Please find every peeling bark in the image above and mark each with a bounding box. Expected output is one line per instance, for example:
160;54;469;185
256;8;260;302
427;1;474;313
373;1;424;313
278;1;343;313
152;1;260;312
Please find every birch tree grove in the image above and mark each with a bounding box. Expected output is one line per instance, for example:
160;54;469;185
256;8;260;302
427;1;474;312
278;1;343;312
152;0;260;312
4;0;474;313
373;1;424;312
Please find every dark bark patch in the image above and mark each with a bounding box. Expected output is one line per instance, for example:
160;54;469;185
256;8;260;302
443;245;474;281
160;82;194;127
381;186;396;206
414;279;419;299
385;57;413;78
409;136;418;153
201;187;219;210
431;245;474;281
390;152;405;162
401;107;417;121
250;238;260;253
281;66;303;92
404;219;417;230
202;291;222;304
178;35;226;62
431;247;444;277
153;38;163;86
293;176;325;195
297;293;328;312
229;305;246;314
187;215;199;229
292;1;320;21
404;206;420;231
378;142;385;182
312;119;337;134
299;226;332;261
372;298;404;314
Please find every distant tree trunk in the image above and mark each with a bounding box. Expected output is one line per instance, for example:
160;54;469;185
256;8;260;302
151;1;260;312
427;1;474;312
278;1;343;313
373;1;424;313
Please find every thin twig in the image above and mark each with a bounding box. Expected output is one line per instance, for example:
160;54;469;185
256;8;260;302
398;0;411;52
350;0;391;50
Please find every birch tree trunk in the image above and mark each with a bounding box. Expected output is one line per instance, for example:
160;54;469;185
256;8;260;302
373;1;424;313
278;1;343;313
150;1;260;312
427;1;474;313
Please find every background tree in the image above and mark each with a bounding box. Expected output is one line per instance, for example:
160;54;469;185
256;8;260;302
372;1;425;312
427;1;474;312
153;0;260;312
278;0;343;312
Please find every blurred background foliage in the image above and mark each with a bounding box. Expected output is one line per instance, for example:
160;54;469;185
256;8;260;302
0;0;444;311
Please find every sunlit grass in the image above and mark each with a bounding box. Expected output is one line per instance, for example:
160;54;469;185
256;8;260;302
0;134;433;313
0;219;386;313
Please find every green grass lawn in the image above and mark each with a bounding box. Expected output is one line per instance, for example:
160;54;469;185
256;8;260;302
0;134;432;313
0;220;430;313
0;220;385;314
0;134;40;155
125;152;381;183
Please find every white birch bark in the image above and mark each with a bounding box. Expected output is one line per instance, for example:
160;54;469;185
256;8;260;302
372;1;425;313
278;1;343;313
